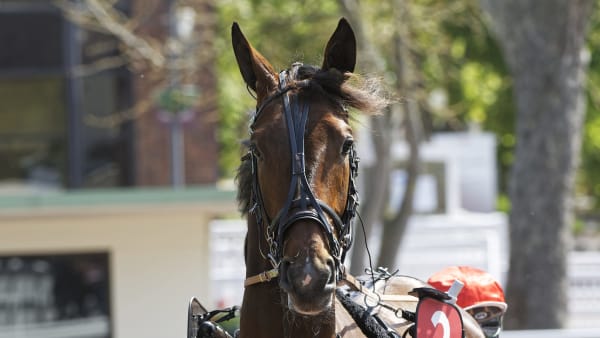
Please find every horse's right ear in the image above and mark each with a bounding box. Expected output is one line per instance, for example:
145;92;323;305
231;22;278;99
321;18;356;73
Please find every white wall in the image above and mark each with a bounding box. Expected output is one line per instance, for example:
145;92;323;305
0;200;235;338
390;131;498;213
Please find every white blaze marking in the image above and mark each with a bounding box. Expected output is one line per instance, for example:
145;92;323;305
301;273;312;287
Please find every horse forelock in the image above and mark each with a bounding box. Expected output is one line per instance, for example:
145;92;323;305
287;64;389;116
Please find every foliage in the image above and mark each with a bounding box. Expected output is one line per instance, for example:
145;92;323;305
215;0;600;212
215;0;341;177
156;85;200;113
406;0;516;191
579;4;600;210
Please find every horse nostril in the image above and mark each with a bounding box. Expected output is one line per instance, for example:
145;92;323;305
279;258;293;291
325;257;336;285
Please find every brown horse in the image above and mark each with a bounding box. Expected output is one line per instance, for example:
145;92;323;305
232;18;484;338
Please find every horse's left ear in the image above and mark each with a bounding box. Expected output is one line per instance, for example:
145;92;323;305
321;18;356;73
231;22;278;99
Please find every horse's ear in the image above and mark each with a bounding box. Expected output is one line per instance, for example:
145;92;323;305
321;18;356;73
231;22;278;98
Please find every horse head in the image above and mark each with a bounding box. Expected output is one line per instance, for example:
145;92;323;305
232;19;363;316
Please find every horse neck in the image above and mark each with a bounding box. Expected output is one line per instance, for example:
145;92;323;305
241;216;339;338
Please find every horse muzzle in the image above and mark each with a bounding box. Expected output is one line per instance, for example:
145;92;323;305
279;254;336;315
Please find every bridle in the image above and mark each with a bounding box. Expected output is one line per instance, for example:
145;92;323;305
244;64;360;287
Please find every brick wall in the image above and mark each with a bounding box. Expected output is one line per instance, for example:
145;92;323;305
132;0;218;186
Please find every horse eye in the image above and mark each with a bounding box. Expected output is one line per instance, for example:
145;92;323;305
341;138;354;156
250;143;262;159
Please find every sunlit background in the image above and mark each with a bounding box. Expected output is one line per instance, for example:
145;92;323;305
1;0;599;337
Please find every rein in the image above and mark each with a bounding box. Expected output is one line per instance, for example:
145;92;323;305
244;64;360;287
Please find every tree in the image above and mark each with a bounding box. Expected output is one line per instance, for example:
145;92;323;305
338;0;495;273
580;7;600;212
215;0;343;175
56;0;216;106
336;0;407;275
217;5;600;315
338;0;425;273
56;0;171;126
56;0;219;185
480;0;594;329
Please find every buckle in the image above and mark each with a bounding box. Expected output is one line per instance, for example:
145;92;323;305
259;269;279;282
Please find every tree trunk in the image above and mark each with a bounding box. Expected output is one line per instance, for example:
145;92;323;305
376;0;423;270
340;0;424;273
480;0;593;329
337;0;396;275
350;113;392;274
378;104;420;269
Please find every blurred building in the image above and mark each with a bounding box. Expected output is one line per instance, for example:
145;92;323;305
0;188;237;338
0;1;225;338
0;0;219;190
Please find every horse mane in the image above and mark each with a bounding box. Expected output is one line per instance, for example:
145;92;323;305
236;155;253;215
236;64;389;214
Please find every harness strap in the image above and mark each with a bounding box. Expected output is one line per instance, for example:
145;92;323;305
335;288;391;338
343;273;374;295
341;274;418;317
257;69;344;270
244;269;279;287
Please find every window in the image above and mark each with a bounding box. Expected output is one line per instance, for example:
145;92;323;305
0;252;112;338
0;2;133;189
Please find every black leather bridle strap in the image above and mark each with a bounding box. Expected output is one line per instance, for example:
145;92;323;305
273;70;341;262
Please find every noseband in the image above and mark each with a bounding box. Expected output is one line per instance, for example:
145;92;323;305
245;65;359;286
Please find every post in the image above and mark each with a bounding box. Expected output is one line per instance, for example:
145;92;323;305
168;0;184;189
170;118;185;188
64;17;84;188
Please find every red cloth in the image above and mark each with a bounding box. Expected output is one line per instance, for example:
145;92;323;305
427;266;507;312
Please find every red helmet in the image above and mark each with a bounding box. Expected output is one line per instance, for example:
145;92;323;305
427;266;507;313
